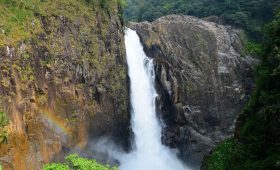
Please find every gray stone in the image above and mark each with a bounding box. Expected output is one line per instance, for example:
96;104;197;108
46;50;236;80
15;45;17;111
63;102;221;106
131;14;255;167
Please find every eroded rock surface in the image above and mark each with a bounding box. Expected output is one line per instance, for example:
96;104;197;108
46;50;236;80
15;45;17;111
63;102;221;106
131;15;255;167
0;2;129;169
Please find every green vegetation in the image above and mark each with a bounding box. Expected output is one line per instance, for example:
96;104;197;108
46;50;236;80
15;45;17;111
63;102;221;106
0;111;9;144
203;11;280;170
203;138;244;170
0;0;128;113
245;42;262;56
124;0;280;40
0;0;42;46
0;0;126;46
0;111;9;128
43;154;118;170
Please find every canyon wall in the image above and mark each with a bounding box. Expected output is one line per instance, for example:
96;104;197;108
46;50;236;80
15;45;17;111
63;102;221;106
0;1;129;169
132;15;255;167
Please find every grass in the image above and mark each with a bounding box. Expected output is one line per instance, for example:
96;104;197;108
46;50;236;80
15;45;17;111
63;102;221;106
0;0;43;46
0;0;125;47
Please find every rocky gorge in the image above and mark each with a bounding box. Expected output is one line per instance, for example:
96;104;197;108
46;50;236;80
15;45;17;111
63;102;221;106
131;15;255;168
0;1;258;169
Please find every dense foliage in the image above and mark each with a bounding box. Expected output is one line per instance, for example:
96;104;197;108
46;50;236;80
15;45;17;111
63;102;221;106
203;11;280;170
43;154;118;170
124;0;280;40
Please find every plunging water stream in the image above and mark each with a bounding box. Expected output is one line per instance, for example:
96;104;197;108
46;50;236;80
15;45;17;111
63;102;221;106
120;28;188;170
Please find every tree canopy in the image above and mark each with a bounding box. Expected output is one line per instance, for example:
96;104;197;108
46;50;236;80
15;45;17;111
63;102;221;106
124;0;280;40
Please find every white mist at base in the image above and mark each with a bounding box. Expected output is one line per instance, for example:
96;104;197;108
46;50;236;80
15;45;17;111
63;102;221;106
120;28;189;170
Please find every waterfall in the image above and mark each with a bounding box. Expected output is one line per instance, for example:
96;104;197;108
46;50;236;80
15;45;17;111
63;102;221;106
120;28;188;170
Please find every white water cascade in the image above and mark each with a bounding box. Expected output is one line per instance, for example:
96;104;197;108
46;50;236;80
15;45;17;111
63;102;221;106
120;28;189;170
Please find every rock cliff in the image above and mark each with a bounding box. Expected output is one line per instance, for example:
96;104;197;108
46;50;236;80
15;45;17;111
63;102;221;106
131;15;255;167
0;1;129;169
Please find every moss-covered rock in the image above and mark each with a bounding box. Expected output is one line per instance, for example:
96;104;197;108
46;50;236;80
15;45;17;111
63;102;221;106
0;0;129;169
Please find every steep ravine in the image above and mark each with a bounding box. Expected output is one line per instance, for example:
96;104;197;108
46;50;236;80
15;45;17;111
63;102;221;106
131;15;256;167
0;2;258;169
0;1;129;169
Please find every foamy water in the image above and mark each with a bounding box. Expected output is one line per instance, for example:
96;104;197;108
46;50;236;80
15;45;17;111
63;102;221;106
120;28;189;170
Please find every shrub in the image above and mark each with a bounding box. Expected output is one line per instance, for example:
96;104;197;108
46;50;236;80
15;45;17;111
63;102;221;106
43;154;118;170
43;163;69;170
245;42;262;56
0;111;9;128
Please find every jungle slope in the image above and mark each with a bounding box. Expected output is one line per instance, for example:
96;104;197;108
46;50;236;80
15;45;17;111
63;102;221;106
0;0;129;169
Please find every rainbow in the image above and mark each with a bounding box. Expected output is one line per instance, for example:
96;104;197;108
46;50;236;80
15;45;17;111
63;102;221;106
41;109;72;138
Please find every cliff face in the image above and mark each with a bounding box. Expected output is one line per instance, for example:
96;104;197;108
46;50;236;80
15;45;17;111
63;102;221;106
132;15;255;167
201;12;280;170
0;1;129;169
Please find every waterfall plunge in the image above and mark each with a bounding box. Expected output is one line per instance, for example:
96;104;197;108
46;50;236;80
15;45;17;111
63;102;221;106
120;28;189;170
